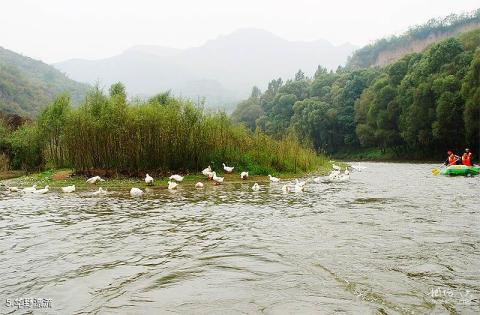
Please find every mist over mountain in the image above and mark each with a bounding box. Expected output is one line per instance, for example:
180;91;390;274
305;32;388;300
54;28;356;108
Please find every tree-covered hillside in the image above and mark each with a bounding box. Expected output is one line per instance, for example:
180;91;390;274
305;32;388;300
0;47;89;117
347;9;480;69
232;28;480;159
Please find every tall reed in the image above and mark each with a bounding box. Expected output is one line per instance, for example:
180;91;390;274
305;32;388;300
35;84;325;175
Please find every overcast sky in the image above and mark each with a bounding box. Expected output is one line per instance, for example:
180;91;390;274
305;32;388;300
1;0;478;63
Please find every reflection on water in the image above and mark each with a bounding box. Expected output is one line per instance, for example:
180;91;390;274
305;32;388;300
1;163;479;313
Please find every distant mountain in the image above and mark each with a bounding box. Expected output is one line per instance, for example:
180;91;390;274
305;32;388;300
54;28;356;109
347;9;480;69
0;46;89;117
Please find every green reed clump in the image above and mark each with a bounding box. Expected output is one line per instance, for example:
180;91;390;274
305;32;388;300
13;83;325;174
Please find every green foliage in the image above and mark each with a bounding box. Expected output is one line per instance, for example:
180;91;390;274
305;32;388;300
0;47;89;117
346;9;480;69
231;87;264;130
0;85;322;174
7;123;43;170
461;49;480;150
233;28;480;159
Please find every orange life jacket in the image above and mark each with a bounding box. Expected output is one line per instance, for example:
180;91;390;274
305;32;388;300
462;153;471;166
448;155;457;165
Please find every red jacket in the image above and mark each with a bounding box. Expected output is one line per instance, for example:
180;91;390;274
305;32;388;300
462;153;472;166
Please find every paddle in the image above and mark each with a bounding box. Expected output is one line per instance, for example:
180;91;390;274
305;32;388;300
432;165;445;176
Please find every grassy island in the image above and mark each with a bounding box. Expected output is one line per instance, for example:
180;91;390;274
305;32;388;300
0;85;330;184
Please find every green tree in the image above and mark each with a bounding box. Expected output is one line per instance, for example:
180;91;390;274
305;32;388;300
461;49;480;150
37;93;71;166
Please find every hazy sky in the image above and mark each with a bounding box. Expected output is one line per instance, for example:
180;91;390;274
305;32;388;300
1;0;478;63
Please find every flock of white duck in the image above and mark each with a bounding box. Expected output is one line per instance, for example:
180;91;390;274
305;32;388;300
2;162;364;197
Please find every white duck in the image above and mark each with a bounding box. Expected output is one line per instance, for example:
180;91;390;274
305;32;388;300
8;186;19;192
268;175;280;183
168;181;178;190
130;187;144;197
223;163;234;173
282;184;290;193
344;168;350;175
240;171;249;180
195;182;204;189
86;176;105;184
295;179;306;187
313;177;322;183
329;170;341;180
332;164;341;171
92;187;107;196
251;183;260;191
294;183;304;192
201;166;212;176
212;172;224;184
34;185;49;194
22;185;37;193
169;174;184;182
145;174;154;185
61;185;75;193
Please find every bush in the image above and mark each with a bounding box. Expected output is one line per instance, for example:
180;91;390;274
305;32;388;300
33;85;324;175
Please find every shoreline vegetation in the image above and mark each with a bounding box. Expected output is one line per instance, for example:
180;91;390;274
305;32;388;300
332;148;442;162
232;28;480;160
2;166;337;191
0;85;332;182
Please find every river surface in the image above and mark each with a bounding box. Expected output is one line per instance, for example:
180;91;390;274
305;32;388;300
0;162;479;314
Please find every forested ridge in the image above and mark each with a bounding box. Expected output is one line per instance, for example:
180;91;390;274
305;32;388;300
347;9;480;69
0;46;89;117
232;28;480;160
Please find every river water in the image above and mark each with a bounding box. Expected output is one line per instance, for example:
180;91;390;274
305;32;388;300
0;162;479;314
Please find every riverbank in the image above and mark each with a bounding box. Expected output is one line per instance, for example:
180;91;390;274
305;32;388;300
2;165;337;190
0;170;26;181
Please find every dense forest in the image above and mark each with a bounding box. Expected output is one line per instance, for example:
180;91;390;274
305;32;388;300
0;47;89;117
0;84;323;174
347;9;480;69
232;28;480;160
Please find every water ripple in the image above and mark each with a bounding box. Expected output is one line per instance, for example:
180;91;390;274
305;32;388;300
0;162;479;313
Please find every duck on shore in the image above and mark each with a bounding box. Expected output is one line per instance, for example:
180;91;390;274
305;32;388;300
169;174;184;182
223;163;234;173
145;174;153;185
202;166;212;176
168;181;178;190
212;172;224;184
61;185;75;193
240;171;249;180
86;176;105;184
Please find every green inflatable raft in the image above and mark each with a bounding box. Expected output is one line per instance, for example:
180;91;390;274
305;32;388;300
440;165;480;176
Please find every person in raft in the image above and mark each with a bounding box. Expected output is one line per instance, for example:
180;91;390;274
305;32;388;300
444;150;461;166
462;148;473;166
